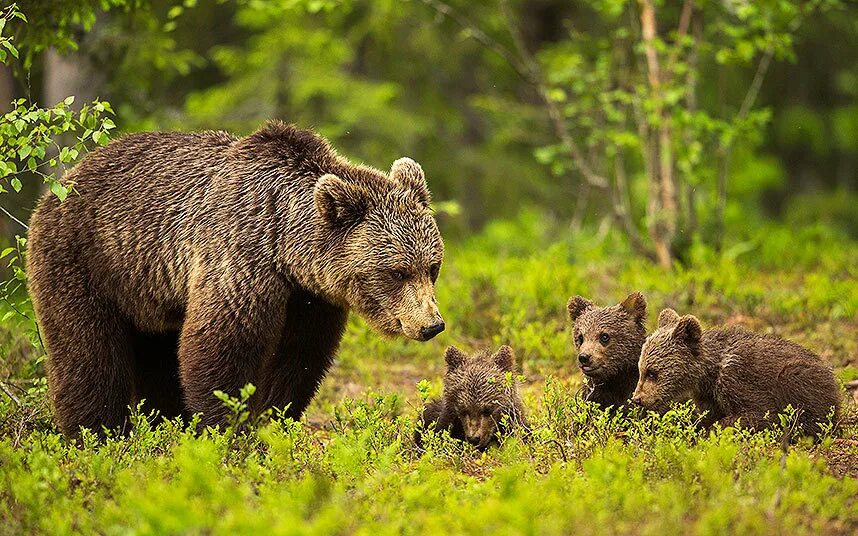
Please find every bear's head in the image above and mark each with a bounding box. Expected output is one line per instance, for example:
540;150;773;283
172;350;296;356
314;157;444;341
631;308;703;413
567;292;647;382
442;345;526;450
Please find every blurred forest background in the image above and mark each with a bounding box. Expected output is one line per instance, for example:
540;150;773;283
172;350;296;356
1;0;856;267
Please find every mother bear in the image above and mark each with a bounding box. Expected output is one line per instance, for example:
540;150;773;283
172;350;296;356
27;121;445;436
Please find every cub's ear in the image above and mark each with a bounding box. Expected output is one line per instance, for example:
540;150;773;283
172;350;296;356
445;346;467;371
657;308;680;329
672;315;702;345
314;174;369;228
619;291;647;325
493;345;515;372
390;157;430;207
567;296;593;322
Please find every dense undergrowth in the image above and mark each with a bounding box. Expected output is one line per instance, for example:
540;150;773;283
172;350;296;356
1;211;857;534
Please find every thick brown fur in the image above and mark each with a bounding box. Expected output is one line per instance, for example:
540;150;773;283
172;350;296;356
567;292;647;409
415;345;528;450
633;309;842;436
27;121;445;436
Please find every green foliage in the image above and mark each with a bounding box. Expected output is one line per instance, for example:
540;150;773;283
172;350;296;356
0;379;855;534
2;0;154;66
0;3;116;200
0;96;115;200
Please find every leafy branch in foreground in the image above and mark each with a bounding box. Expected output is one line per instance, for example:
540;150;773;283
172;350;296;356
0;3;118;404
0;97;116;202
0;2;117;206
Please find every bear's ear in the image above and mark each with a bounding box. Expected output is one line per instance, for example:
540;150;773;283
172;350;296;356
445;346;467;371
619;291;647;325
492;345;515;372
657;308;680;329
567;296;593;322
671;315;702;346
390;157;431;207
314;174;369;228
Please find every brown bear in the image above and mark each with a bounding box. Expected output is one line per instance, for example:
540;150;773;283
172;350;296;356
567;292;647;409
632;309;841;436
27;121;446;437
415;345;528;450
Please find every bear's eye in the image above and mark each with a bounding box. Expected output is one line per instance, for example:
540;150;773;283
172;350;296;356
481;407;493;417
429;263;441;283
575;334;583;346
645;369;658;381
599;333;610;345
390;269;407;282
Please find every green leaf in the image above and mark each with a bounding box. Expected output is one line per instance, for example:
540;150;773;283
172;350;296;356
0;40;18;59
63;96;75;106
50;181;68;202
10;177;21;192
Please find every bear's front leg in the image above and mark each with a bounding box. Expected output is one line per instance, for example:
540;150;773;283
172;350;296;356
255;289;348;419
179;275;287;427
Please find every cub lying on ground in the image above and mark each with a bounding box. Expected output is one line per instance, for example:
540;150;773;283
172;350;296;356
567;292;647;409
632;309;841;436
415;345;528;450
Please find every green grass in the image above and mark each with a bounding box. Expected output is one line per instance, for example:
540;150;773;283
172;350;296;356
1;211;857;534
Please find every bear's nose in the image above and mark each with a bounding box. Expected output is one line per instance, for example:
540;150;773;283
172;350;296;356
631;395;642;406
420;322;445;340
466;435;481;445
578;353;591;366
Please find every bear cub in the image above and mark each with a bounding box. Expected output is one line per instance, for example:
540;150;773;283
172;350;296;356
567;292;648;409
633;308;841;436
416;345;528;450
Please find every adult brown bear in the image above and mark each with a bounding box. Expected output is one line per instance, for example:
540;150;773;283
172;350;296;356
27;121;445;437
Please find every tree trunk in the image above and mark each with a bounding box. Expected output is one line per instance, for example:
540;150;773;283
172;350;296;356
0;64;13;112
639;0;675;268
43;47;103;110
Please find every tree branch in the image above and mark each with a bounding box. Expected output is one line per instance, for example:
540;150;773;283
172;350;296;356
613;153;655;261
0;380;21;406
498;0;608;189
418;0;530;81
639;0;662;91
0;203;28;230
664;0;694;79
421;0;610;190
738;48;774;120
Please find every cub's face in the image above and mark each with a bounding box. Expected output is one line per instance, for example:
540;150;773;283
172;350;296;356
632;309;703;413
443;346;522;450
567;292;647;381
315;158;445;341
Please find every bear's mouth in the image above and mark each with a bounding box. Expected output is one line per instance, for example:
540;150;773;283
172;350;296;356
580;363;603;377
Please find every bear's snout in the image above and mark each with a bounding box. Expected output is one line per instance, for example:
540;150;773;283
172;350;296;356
398;284;444;341
419;321;445;340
